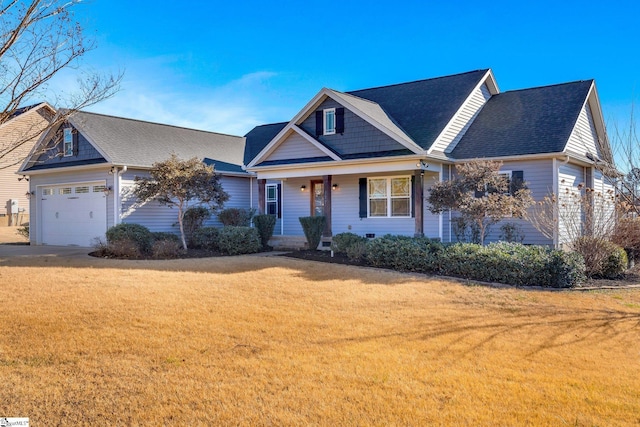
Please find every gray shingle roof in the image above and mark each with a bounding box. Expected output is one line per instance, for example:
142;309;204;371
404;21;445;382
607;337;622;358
69;111;245;168
244;122;287;165
450;80;593;159
347;69;489;150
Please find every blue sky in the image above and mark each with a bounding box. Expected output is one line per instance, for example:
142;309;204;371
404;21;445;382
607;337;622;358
64;0;640;139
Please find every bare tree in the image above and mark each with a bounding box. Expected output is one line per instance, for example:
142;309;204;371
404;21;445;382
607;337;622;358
0;0;121;169
428;160;533;245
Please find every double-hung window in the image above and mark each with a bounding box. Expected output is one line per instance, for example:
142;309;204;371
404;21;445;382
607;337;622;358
323;108;335;135
368;176;411;217
266;184;278;216
63;128;73;157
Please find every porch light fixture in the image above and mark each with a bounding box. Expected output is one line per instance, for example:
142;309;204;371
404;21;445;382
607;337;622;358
300;185;306;191
103;186;113;195
332;183;339;190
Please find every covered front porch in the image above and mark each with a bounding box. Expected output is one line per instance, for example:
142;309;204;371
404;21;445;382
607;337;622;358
254;159;445;249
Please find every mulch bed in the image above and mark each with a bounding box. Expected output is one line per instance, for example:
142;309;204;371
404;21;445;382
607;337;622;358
89;248;227;260
281;250;368;267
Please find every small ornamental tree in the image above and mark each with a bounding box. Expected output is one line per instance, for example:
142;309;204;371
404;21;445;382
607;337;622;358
428;160;533;245
133;154;229;250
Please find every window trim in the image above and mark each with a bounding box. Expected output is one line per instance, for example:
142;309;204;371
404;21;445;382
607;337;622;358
323;108;336;135
265;183;278;216
367;175;412;218
63;128;73;157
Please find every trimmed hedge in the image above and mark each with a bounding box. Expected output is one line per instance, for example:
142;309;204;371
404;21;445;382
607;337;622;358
151;232;180;243
217;226;261;255
253;214;276;248
366;234;443;273
190;227;220;250
299;216;325;250
331;232;367;254
218;208;254;227
356;237;586;288
106;223;154;254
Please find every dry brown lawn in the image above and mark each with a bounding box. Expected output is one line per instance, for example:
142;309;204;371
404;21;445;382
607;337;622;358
0;251;639;426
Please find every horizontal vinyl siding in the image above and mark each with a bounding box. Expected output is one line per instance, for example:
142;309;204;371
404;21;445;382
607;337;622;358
558;163;585;246
29;168;114;244
281;178;311;236
435;83;491;154
0;110;50;216
120;170;252;233
266;132;327;162
422;173;440;239
565;102;600;158
593;169;616;236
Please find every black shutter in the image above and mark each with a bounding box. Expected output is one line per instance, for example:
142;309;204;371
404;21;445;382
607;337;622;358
336;107;345;134
277;183;282;219
359;178;367;218
510;171;524;194
315;111;323;136
411;175;415;218
72;130;79;156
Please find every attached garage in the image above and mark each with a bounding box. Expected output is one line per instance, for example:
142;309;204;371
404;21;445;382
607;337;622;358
39;182;108;246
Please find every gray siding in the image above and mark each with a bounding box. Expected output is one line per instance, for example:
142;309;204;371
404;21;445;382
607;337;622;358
423;173;441;239
29;167;115;244
557;163;585;246
565;102;600;158
435;83;491;154
32;128;105;168
299;98;406;156
267;132;327;161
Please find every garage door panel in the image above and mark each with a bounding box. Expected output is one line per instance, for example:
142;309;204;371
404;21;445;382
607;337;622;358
41;182;107;247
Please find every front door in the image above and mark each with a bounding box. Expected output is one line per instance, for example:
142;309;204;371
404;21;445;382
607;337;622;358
311;180;324;216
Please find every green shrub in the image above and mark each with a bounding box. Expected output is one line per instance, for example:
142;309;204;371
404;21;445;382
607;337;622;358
331;232;367;254
218;208;255;227
299;216;326;250
217;226;261;255
573;237;628;279
366;234;443;273
345;241;368;262
441;242;585;288
253;214;276;248
106;223;154;254
151;232;180;243
601;245;628;279
191;227;220;250
183;206;211;244
151;239;183;259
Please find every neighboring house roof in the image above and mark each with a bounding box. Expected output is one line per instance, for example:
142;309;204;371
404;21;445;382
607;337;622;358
64;111;246;169
244;122;287;165
450;80;594;159
347;69;490;151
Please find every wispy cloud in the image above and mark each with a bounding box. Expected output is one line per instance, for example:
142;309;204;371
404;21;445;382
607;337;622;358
83;64;293;135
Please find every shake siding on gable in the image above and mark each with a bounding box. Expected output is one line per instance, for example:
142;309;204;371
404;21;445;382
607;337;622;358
267;133;327;161
431;83;491;154
565;102;601;159
298;99;405;156
32;131;105;167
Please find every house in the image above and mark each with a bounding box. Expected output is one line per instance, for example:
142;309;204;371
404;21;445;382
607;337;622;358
18;111;248;246
244;69;615;248
0;103;55;226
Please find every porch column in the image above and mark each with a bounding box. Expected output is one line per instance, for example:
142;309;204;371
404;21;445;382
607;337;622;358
258;179;266;215
414;170;424;236
323;174;332;237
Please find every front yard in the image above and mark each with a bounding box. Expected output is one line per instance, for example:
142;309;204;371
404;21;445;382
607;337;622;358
0;253;639;425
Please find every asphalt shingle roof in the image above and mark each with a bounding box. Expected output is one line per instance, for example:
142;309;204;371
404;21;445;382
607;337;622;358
450;80;593;159
244;122;287;165
69;111;245;169
347;69;489;150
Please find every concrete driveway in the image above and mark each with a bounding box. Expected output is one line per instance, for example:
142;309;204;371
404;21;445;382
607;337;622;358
0;227;92;260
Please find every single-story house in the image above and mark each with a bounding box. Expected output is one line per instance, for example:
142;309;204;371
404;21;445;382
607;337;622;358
18;111;248;246
0;102;55;226
16;68;615;248
244;69;616;248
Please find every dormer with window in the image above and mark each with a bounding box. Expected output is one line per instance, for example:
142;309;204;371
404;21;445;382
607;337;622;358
63;128;74;157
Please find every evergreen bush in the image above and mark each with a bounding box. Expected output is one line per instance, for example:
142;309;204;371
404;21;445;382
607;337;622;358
217;226;261;255
253;214;276;249
299;216;326;250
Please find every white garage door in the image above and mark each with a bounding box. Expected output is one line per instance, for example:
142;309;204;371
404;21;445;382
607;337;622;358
40;182;107;246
